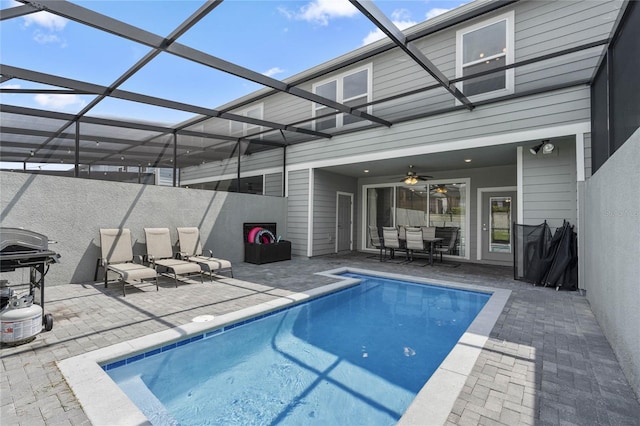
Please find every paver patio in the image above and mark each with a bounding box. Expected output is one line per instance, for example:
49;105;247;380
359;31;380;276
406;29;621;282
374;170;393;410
1;252;638;425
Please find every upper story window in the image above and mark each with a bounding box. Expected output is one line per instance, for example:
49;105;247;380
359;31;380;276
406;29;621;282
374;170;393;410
456;11;514;100
230;103;263;137
312;65;371;131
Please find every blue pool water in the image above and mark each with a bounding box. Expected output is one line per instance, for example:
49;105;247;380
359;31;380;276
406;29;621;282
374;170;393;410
106;273;490;425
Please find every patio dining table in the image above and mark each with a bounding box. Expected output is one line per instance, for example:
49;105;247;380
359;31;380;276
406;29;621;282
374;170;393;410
398;235;443;266
422;236;444;265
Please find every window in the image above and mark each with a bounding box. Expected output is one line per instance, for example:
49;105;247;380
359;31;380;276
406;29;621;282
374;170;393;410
313;65;371;131
456;11;514;99
229;103;263;137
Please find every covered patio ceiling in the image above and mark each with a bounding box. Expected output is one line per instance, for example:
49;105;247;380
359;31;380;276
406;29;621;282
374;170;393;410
0;0;606;176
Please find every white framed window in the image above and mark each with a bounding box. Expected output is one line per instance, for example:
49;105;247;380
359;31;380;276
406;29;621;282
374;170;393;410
229;103;264;137
456;11;514;100
312;64;372;131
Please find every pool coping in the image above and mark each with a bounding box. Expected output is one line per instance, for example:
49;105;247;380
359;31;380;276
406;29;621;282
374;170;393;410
57;268;510;426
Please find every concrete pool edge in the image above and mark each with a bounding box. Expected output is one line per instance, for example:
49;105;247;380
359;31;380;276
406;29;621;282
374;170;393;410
57;269;510;426
57;276;361;426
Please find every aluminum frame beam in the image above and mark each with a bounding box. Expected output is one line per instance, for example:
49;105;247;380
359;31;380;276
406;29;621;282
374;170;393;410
0;4;37;20
0;65;329;139
19;0;391;127
349;0;473;110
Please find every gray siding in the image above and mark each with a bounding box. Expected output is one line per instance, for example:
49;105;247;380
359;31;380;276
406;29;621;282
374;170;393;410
286;86;590;165
584;132;592;178
181;147;284;183
522;137;577;229
312;170;358;256
264;172;283;197
286;169;310;256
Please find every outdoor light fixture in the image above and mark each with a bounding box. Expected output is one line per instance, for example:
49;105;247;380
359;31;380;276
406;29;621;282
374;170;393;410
530;140;554;155
404;176;418;185
529;142;544;155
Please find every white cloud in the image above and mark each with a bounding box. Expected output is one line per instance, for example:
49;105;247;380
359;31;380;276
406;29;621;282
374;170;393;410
362;9;417;46
34;94;86;111
23;11;68;31
33;30;65;46
263;67;285;77
425;7;452;20
0;84;21;89
21;9;68;46
279;0;359;26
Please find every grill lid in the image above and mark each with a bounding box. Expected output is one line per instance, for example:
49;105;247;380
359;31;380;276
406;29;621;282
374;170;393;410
0;228;49;253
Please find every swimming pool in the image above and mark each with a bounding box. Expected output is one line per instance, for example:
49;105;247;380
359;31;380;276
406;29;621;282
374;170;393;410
104;273;489;425
58;268;510;425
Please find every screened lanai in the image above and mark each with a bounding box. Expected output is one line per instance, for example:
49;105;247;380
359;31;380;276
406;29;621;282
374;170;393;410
1;0;619;187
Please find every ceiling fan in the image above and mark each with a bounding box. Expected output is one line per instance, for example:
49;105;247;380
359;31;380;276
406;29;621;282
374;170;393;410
400;165;433;185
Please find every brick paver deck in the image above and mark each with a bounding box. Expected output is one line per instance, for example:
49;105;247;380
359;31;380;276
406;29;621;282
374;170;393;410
1;253;638;425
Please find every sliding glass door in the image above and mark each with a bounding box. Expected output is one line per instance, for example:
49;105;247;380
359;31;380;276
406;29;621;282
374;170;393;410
364;181;468;257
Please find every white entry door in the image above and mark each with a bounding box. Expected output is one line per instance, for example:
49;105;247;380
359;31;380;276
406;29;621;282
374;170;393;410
336;192;353;252
480;190;517;264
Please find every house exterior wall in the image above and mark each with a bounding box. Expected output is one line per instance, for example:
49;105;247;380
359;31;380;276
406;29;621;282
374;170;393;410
0;171;287;285
286;169;310;256
176;0;623;264
584;128;640;398
584;132;592;178
312;170;358;256
521;137;577;230
285;86;590;166
264;172;283;197
181;146;284;184
179;0;620;187
238;0;617;128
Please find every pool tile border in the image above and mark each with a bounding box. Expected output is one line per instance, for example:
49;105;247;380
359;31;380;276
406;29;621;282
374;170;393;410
101;284;358;372
57;269;510;426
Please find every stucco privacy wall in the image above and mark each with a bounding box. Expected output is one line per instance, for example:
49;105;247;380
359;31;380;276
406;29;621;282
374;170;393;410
584;129;640;398
0;172;287;286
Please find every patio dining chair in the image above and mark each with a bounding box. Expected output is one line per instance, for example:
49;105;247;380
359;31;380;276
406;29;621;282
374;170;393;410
405;227;428;265
144;228;203;287
434;227;460;265
176;227;233;280
99;228;158;296
382;227;406;261
367;225;386;261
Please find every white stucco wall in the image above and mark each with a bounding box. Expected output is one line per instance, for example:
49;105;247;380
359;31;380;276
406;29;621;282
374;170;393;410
0;172;287;285
584;129;640;398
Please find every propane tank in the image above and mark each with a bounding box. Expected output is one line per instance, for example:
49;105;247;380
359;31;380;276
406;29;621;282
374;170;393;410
1;294;43;345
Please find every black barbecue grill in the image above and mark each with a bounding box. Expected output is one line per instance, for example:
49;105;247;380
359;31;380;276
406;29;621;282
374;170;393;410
0;228;60;333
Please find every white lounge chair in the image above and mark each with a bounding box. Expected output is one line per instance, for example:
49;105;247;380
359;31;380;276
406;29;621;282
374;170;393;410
99;228;158;296
177;227;233;281
144;228;203;287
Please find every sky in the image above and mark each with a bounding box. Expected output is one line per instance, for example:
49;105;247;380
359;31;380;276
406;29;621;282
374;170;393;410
1;0;471;124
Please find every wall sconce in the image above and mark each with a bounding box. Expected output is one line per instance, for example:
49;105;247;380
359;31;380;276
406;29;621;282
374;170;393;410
529;140;554;155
